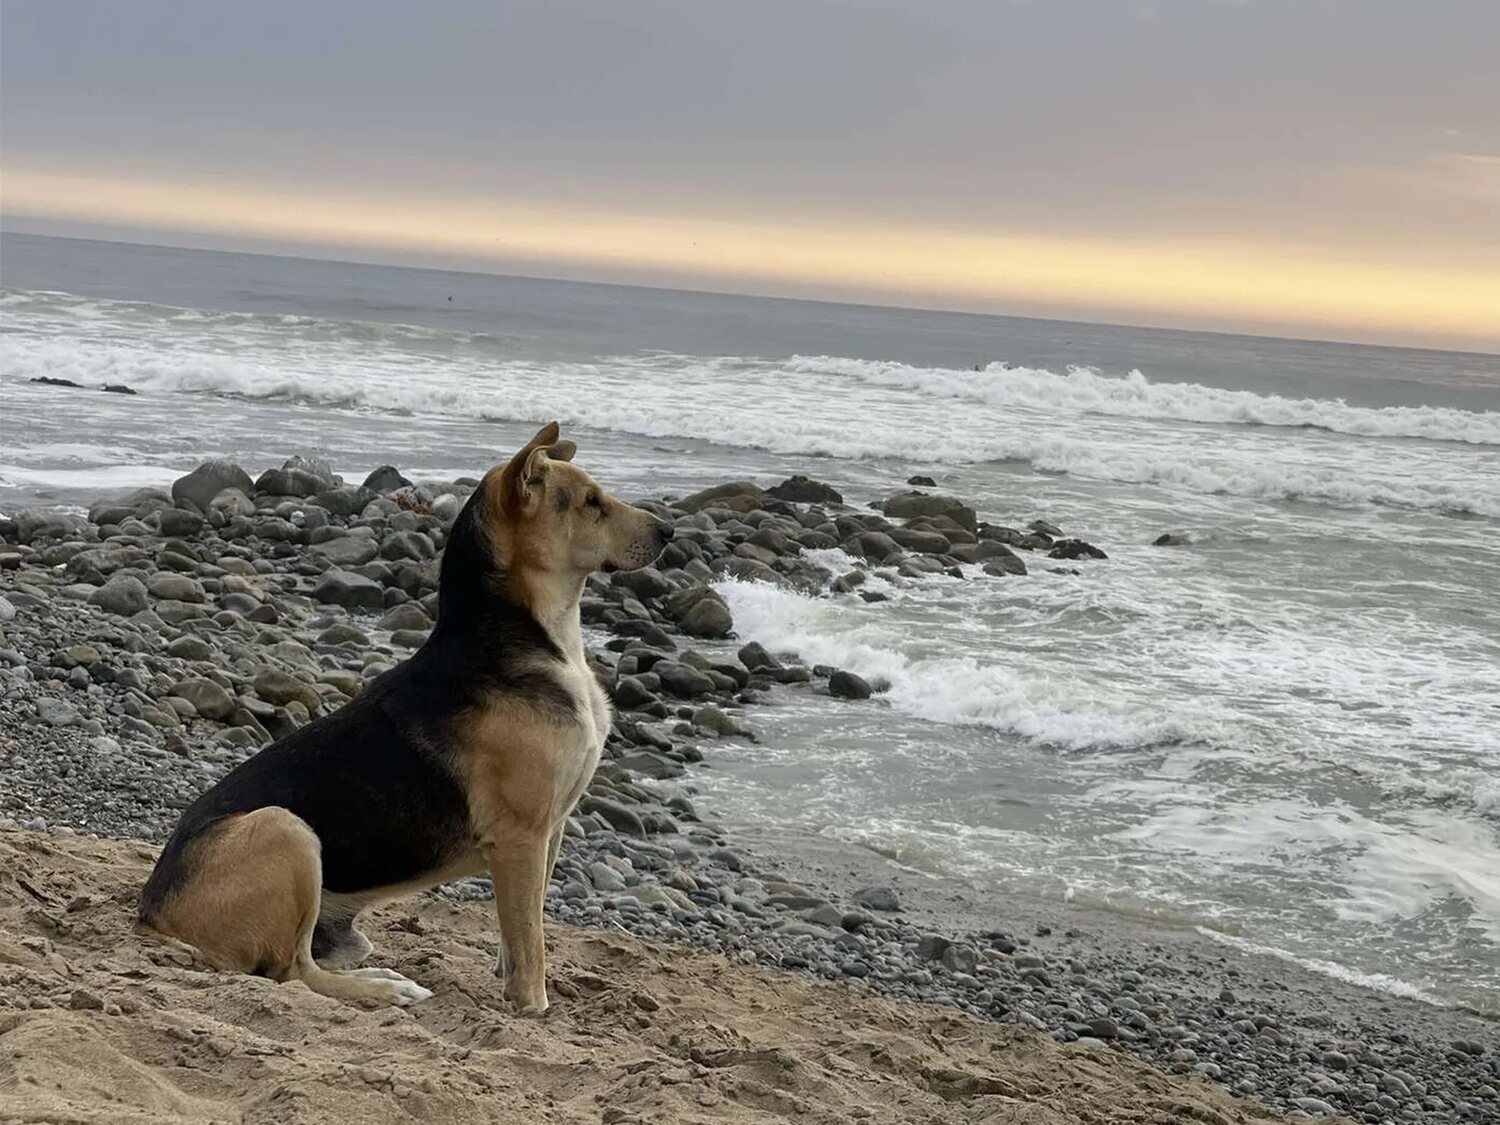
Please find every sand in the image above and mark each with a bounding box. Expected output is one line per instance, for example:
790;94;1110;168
0;828;1298;1125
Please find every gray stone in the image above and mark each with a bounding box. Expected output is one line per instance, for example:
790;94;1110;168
653;661;716;698
252;667;322;711
828;669;873;700
311;569;384;610
88;575;148;616
311;537;379;567
378;602;431;631
172;678;236;721
35;698;81;727
166;635;215;661
363;465;412;492
172;460;255;512
147;573;206;603
853;885;900;912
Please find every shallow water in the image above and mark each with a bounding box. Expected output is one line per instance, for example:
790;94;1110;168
2;233;1498;1009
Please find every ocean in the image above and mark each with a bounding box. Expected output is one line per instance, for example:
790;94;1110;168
2;231;1498;1011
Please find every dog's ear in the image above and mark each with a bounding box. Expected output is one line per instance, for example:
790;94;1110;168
500;422;561;511
547;439;577;462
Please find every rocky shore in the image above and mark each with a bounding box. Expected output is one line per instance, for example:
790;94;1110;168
1;456;1495;1124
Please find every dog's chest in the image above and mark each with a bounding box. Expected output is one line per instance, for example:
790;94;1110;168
550;655;610;811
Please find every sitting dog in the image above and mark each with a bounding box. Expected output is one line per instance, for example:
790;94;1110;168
140;423;670;1011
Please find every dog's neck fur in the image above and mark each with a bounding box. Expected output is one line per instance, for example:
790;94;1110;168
430;498;585;677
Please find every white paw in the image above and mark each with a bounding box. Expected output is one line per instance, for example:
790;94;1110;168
389;980;434;1007
344;967;408;981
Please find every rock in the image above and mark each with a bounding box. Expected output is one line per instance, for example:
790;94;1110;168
1029;520;1063;537
828;669;873;700
613;567;675;601
675;481;765;513
1048;539;1108;561
362;465;412;492
1087;1017;1119;1040
166;636;215;661
173;679;237;721
982;554;1028;577
256;455;339;498
0;595;13;622
579;796;646;837
87;575;148;616
737;642;780;672
613;677;659;711
379;531;435;562
916;934;950;960
378;603;431;631
35;698;81;727
172;460;255;513
940;943;979;974
1153;533;1191;547
679;596;734;639
653;661;716;699
311;569;384;610
853;886;900;912
252;668;322;712
907;475;937;486
147;573;206;603
767;475;844;505
311;537;379;567
879;492;978;532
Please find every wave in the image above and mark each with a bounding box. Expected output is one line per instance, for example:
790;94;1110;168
713;577;1243;751
1195;928;1452;1008
4;322;1497;520
786;355;1500;446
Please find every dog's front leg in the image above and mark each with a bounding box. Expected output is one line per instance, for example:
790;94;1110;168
484;831;551;1014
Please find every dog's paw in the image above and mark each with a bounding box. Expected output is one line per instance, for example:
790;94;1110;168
390;979;434;1007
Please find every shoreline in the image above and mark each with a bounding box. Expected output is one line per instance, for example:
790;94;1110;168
1;456;1496;1123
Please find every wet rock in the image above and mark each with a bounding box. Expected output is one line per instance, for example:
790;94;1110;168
907;475;937;486
1048;539;1108;561
767;475;843;505
172;459;255;513
679;595;734;639
675;481;766;514
362;465;412;492
878;491;978;533
378;602;431;631
1153;533;1191;547
828;669;873;700
653;661;716;699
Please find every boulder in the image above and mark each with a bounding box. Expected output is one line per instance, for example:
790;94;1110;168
256;455;340;498
680;596;734;639
252;668;322;712
172;460;255;513
310;568;384;610
310;537;379;567
152;508;205;538
87;575;148;616
767;475;843;505
878;491;978;533
362;465;413;492
173;679;237;722
828;669;873;700
1048;539;1108;561
674;481;766;514
653;661;716;699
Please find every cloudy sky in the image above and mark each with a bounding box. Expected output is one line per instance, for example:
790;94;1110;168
3;0;1497;349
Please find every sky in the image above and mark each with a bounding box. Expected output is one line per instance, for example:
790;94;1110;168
2;0;1497;351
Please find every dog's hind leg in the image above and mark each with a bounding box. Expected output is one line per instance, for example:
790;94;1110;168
147;807;431;1006
311;894;374;969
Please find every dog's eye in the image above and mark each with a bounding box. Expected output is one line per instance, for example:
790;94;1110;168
586;493;602;509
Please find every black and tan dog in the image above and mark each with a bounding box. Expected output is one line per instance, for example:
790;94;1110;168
139;423;670;1011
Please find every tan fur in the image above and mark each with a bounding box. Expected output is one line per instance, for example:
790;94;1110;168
146;808;433;1005
145;423;663;1013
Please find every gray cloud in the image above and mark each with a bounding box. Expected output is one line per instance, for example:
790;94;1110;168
3;1;1497;281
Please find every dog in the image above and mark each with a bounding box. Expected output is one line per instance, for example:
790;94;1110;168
139;422;671;1011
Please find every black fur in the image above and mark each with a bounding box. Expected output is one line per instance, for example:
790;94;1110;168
140;489;581;923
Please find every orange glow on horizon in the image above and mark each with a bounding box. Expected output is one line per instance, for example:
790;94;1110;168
3;167;1497;350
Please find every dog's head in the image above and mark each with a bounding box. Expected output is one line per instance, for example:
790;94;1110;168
476;422;671;579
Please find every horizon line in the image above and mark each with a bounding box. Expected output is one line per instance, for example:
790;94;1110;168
6;226;1498;361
